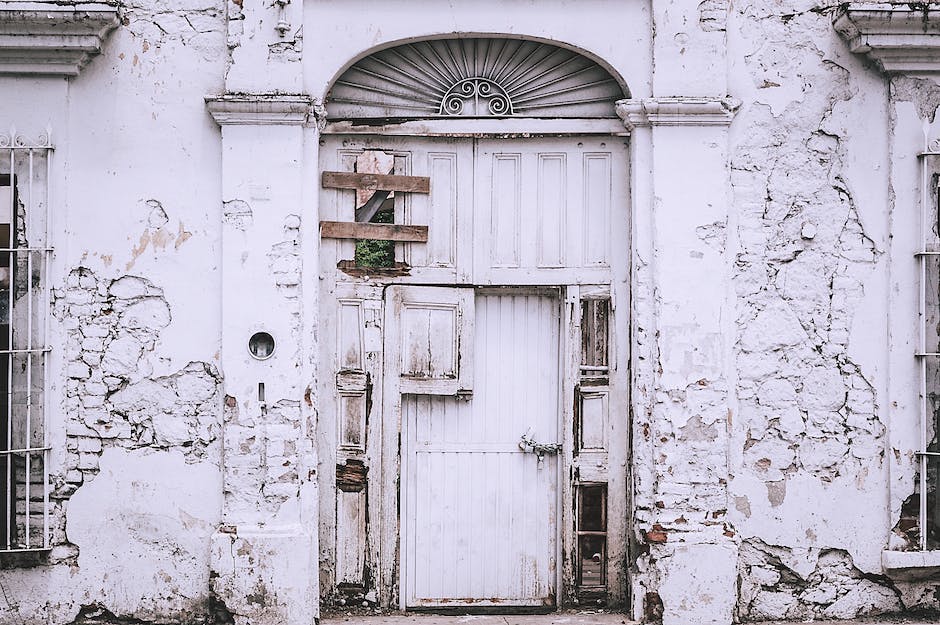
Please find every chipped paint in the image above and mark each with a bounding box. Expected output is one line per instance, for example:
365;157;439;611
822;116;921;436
2;0;940;624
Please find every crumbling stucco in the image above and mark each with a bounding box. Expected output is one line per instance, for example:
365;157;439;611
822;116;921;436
46;267;223;566
737;540;903;620
59;268;221;470
220;396;302;519
7;0;940;623
724;1;936;621
120;0;226;65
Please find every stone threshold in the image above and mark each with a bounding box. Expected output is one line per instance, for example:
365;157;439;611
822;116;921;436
319;612;634;625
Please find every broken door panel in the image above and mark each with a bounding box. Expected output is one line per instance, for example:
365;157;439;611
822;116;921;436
580;298;610;379
336;488;367;587
387;285;473;395
338;391;366;451
578;390;609;452
320;135;472;283
402;292;561;607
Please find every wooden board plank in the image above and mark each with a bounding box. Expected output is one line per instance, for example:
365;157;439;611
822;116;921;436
320;221;429;242
322;171;431;193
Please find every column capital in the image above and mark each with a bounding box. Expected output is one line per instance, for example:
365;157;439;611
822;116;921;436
205;93;325;127
616;97;740;130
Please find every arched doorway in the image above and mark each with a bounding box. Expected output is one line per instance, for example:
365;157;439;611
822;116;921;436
317;36;631;611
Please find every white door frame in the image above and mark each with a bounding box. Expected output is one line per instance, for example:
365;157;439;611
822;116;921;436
318;131;631;609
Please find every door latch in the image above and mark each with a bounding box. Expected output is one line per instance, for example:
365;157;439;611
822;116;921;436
519;428;561;461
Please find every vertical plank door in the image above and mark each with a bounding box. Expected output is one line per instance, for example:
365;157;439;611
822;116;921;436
400;289;561;607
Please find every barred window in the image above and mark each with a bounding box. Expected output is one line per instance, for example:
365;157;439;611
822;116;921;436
0;129;52;552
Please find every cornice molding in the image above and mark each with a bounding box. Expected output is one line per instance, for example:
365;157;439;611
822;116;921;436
834;4;940;75
205;94;323;127
615;97;739;130
0;2;119;76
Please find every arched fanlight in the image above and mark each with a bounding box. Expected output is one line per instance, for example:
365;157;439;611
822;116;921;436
326;37;627;120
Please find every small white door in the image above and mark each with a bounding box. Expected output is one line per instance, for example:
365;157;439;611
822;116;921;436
398;289;561;608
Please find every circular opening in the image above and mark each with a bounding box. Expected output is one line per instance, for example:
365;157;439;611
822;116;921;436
248;331;276;360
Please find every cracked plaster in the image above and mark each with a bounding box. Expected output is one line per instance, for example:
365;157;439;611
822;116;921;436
4;0;940;624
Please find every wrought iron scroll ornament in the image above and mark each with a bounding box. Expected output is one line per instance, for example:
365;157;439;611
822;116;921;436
440;78;513;116
327;38;626;120
0;126;53;149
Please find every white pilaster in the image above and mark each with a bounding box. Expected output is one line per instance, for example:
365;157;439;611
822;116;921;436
206;95;321;625
619;96;739;625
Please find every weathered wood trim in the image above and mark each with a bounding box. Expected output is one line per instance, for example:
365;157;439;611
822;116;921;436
322;118;628;137
320;221;429;242
321;171;431;193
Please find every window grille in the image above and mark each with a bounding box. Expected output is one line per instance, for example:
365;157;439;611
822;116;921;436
0;128;52;552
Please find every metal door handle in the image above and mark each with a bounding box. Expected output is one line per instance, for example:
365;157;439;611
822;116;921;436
519;430;561;458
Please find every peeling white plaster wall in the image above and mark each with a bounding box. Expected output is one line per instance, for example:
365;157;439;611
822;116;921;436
0;0;938;624
723;1;935;621
0;0;227;622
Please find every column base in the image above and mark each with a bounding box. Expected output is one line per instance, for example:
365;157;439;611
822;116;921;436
210;525;318;625
657;542;738;625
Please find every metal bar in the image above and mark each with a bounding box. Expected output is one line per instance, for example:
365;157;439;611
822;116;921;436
5;143;11;550
24;153;32;549
920;148;929;552
0;447;51;456
42;144;50;549
24;254;32;548
0;546;50;553
915;251;940;256
922;449;929;551
41;449;47;549
0;248;52;253
0;348;50;355
915;451;940;457
915;353;940;357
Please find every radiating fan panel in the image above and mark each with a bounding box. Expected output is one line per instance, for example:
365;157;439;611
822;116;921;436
327;38;626;119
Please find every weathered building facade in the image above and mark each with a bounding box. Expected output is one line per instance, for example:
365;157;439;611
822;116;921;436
1;1;940;624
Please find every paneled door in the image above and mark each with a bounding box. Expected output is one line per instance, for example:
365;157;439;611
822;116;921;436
393;287;562;608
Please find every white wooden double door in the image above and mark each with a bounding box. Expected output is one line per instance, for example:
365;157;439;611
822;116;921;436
321;134;628;608
399;288;561;608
